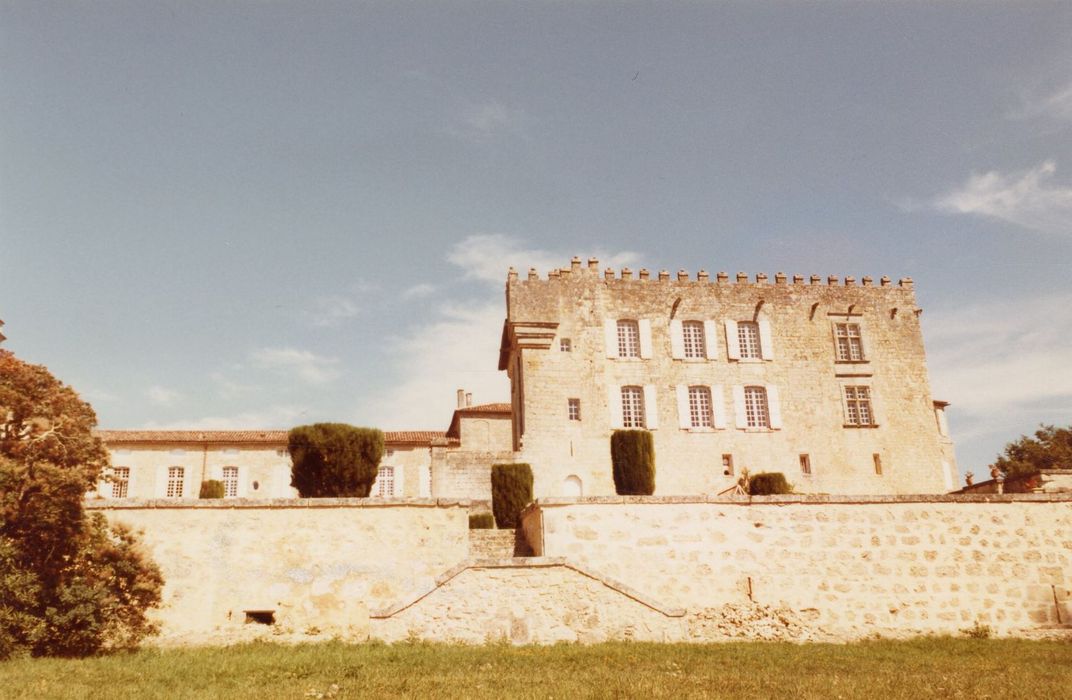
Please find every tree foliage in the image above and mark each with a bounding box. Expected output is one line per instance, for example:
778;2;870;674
490;463;533;528
610;430;656;495
199;480;224;499
747;472;793;496
992;424;1072;479
288;423;385;497
0;350;163;658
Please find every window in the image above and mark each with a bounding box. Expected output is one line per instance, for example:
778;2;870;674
682;321;706;359
873;453;883;475
112;467;129;498
722;454;734;476
568;398;581;421
621;386;646;428
687;386;713;428
799;454;812;476
222;466;239;498
835;323;864;361
844;386;876;427
276;449;287;458
166;467;184;498
560;338;572;352
374;466;395;497
743;386;769;428
737;321;761;359
617;320;640;358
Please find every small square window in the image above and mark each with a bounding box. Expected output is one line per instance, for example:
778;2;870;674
568;398;581;421
873;453;883;476
799;454;812;476
222;466;239;498
560;338;572;352
682;321;706;359
617;320;640;358
166;467;184;498
621;386;645;428
112;467;130;498
737;322;762;360
722;454;734;476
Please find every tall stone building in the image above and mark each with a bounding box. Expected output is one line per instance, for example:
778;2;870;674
498;258;957;497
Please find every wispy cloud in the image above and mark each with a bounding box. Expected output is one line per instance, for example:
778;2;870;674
1010;81;1072;122
357;234;641;428
924;292;1072;466
250;347;341;385
355;302;507;430
147;385;181;406
933;160;1072;236
443;99;527;141
142;404;308;430
209;372;258;400
308;295;360;327
402;283;436;300
447;234;641;284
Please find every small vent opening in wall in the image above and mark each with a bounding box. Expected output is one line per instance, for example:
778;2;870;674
244;610;275;625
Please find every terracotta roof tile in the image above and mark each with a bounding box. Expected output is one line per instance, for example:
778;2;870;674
95;429;448;447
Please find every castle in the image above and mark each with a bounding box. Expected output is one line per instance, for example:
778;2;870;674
75;263;1072;645
95;259;957;499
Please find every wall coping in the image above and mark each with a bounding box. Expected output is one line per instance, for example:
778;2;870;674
520;492;1072;517
370;557;686;619
85;497;482;510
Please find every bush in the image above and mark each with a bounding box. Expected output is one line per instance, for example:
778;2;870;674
468;513;495;529
288;424;384;497
490;464;533;528
610;430;655;495
198;480;224;499
748;472;793;495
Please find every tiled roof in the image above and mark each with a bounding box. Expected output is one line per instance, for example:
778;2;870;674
445;402;512;438
95;429;449;447
456;403;511;415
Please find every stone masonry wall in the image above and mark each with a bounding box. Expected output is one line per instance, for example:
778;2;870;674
89;499;469;644
504;263;956;497
524;495;1072;638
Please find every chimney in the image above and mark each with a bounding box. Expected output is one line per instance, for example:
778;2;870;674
456;389;465;408
465;392;473;407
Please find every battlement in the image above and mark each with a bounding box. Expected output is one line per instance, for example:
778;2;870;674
507;257;911;289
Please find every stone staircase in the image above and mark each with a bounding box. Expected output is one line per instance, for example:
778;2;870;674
469;528;534;558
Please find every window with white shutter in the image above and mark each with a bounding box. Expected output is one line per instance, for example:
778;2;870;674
621;386;645;428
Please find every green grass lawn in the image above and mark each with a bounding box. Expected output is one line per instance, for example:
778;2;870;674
2;638;1070;699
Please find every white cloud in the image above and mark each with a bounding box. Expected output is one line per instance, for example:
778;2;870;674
462;100;518;133
924;292;1072;467
1011;81;1072;122
142;404;307;430
250;347;341;385
357;234;641;429
447;234;641;284
933;160;1072;236
308;295;360;327
402;283;436;299
355;302;507;430
147;385;180;406
209;372;258;400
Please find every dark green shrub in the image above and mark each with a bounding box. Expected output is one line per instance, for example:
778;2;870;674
199;480;224;499
610;430;655;495
490;463;533;528
468;513;495;529
288;424;384;497
748;472;793;495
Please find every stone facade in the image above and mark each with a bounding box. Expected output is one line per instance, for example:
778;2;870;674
87;496;1071;645
94;399;512;502
499;259;958;497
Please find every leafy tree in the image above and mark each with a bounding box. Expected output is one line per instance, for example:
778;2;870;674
199;480;224;499
747;472;793;495
490;463;533;528
610;430;656;495
0;350;163;658
288;423;384;497
992;424;1072;479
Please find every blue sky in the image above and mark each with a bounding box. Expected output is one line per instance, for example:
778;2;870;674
1;2;1070;477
